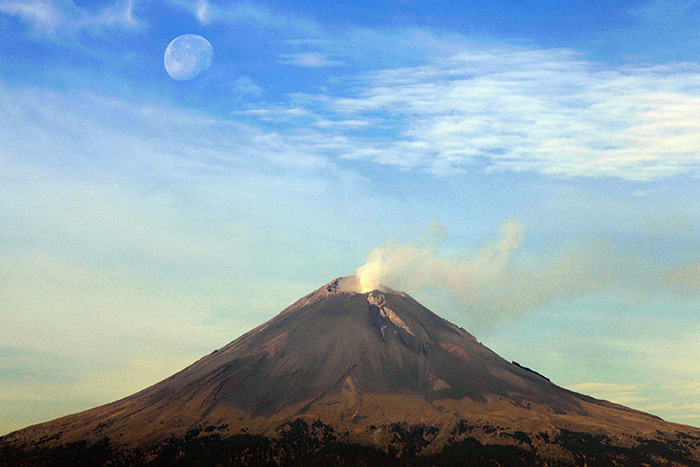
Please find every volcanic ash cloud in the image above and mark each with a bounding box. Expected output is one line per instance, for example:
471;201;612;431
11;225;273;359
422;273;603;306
356;220;602;324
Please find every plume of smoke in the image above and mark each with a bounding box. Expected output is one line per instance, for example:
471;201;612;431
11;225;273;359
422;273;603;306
357;220;603;324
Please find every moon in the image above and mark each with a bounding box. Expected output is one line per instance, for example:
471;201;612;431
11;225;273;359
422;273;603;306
164;34;213;81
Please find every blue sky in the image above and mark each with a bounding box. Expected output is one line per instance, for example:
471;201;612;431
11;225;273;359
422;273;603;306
2;0;700;435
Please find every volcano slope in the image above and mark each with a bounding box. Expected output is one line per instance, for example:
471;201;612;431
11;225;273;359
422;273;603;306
2;277;700;466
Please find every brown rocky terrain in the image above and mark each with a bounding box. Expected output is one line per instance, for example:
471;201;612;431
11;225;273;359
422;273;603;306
2;276;700;466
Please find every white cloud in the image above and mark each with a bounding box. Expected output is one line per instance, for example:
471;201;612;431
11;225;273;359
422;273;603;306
248;43;700;181
0;0;144;38
195;0;210;24
0;79;334;175
565;382;648;406
239;106;311;121
622;325;700;424
664;260;700;290
313;119;371;129
168;0;322;36
279;52;344;68
0;0;62;34
516;303;700;426
231;75;264;98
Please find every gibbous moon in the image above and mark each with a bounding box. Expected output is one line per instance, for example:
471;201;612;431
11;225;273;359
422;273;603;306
164;34;213;81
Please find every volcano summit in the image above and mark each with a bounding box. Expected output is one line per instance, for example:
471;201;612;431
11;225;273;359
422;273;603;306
2;277;700;466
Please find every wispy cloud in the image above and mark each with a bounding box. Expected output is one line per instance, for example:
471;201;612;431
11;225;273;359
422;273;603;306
314;119;371;129
0;0;144;38
231;75;264;99
169;0;322;36
246;42;700;181
622;325;700;423
664;260;700;290
566;382;648;406
0;0;64;34
195;0;211;24
0;79;333;174
279;52;344;68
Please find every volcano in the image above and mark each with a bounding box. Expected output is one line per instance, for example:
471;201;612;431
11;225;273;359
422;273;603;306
2;276;700;466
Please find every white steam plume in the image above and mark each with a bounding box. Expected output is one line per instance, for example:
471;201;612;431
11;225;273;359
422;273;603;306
356;220;602;324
